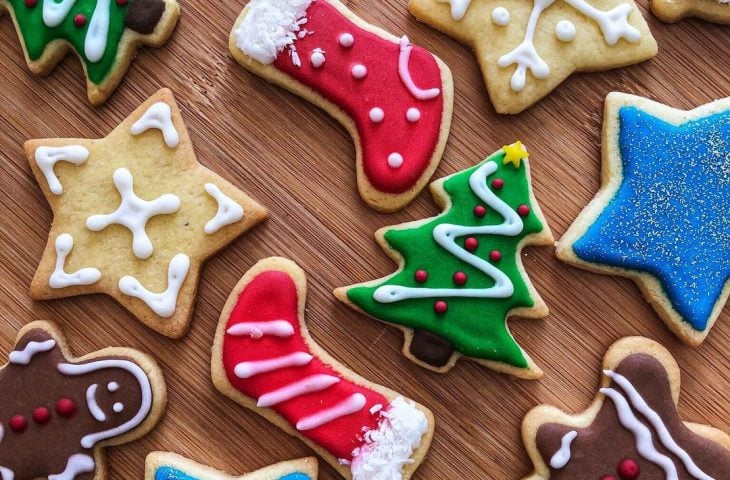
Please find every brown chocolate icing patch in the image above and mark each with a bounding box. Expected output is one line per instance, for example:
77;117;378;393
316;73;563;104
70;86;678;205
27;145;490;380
409;329;455;367
124;0;166;35
535;354;730;479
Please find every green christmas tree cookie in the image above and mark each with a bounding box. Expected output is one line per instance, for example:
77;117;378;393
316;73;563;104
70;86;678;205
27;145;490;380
336;143;553;378
0;0;180;105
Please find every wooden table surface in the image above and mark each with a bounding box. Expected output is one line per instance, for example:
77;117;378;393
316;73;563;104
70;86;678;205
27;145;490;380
1;0;728;478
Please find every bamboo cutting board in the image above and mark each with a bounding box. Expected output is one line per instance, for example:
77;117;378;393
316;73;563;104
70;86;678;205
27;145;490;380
0;0;727;478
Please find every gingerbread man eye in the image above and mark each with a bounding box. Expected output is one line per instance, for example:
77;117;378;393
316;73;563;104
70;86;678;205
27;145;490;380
113;402;124;413
107;382;119;392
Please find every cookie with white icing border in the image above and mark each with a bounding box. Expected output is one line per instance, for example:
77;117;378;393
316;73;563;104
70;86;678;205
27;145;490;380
229;0;453;212
211;257;435;480
27;88;267;338
146;452;318;480
0;320;166;480
651;0;730;24
521;336;730;479
408;0;657;114
0;0;180;105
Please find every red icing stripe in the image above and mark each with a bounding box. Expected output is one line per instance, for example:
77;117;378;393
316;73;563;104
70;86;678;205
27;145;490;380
273;0;445;194
221;269;388;460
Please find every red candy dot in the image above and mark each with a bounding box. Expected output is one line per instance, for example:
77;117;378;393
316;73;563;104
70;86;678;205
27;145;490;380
32;407;51;424
600;476;618;480
434;301;448;314
491;178;504;190
453;272;467;285
24;0;37;7
56;398;76;417
74;14;86;27
414;269;428;283
116;0;128;5
9;415;27;432
517;204;530;217
473;205;486;217
490;250;502;262
617;459;640;480
464;237;478;252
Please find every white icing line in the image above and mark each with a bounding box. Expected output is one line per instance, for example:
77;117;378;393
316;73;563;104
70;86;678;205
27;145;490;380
204;183;245;234
35;145;89;195
563;0;640;45
234;352;313;379
86;168;180;260
118;253;190;318
296;393;367;431
47;453;95;480
373;160;521;302
0;424;3;445
227;320;295;338
9;339;56;365
398;36;441;101
86;384;106;422
257;374;341;407
130;102;180;148
84;0;110;62
49;234;102;289
436;0;473;20
0;466;13;480
58;359;153;449
549;430;577;469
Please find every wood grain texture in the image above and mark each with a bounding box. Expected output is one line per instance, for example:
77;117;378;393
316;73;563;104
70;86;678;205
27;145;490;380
0;1;727;478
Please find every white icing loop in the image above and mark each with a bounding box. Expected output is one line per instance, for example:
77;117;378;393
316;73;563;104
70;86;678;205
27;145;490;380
257;374;341;407
9;339;56;365
84;0;110;62
398;36;441;101
49;234;102;289
86;384;106;422
549;430;577;469
204;183;245;234
436;0;473;20
130;102;180;148
47;453;95;480
118;253;190;317
35;145;89;195
227;320;295;338
296;393;367;431
234;352;313;379
86;168;180;260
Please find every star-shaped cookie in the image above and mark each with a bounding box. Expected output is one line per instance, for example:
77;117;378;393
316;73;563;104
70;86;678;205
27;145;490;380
146;452;318;480
521;337;730;479
651;0;730;24
557;93;729;345
27;89;267;338
409;0;658;113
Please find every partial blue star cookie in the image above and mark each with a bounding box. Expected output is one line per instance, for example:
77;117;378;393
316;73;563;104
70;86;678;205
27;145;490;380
557;92;730;345
145;452;317;480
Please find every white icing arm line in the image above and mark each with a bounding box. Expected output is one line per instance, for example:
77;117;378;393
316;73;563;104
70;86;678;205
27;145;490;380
204;183;245;234
35;145;89;195
47;453;95;480
118;253;190;317
563;0;640;45
549;430;577;469
131;102;180;148
398;36;441;101
49;234;102;289
9;339;56;365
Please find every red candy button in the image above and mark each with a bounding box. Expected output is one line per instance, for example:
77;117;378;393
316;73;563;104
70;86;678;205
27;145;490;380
600;476;618;480
464;237;478;251
74;14;86;27
116;0;128;5
491;178;504;190
9;415;27;432
617;458;640;480
414;269;428;283
56;398;76;417
32;407;51;424
517;204;530;217
489;250;502;262
453;272;467;285
434;300;448;314
473;205;486;217
24;0;37;7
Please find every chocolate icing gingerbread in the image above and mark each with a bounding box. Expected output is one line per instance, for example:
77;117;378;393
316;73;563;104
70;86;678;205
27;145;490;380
0;321;166;480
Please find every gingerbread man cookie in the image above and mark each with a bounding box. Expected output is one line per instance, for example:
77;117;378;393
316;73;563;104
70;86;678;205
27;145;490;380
229;0;454;212
146;452;318;480
0;0;181;105
651;0;730;24
0;320;166;479
26;89;267;338
521;337;730;479
212;257;435;480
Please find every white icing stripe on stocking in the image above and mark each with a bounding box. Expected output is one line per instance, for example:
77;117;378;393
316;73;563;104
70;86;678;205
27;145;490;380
204;183;245;234
549;430;577;469
373;159;521;303
562;0;640;45
296;393;367;431
9;339;56;365
604;370;714;480
49;234;102;289
118;253;190;317
84;0;110;62
227;320;295;338
398;36;441;101
130;102;180;148
58;359;152;449
435;0;473;20
601;387;679;480
0;466;13;480
35;145;89;195
47;453;95;480
234;352;313;379
86;384;106;422
257;374;341;407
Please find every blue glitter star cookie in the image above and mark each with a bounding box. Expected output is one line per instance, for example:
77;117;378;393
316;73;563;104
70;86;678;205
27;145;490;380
145;452;317;480
557;92;730;345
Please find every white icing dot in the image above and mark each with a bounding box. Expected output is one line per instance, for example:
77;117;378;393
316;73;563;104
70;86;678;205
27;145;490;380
310;49;325;68
388;153;404;169
491;7;510;26
369;107;385;123
339;33;354;48
555;20;576;42
351;64;367;79
406;108;421;123
113;402;124;413
107;382;119;392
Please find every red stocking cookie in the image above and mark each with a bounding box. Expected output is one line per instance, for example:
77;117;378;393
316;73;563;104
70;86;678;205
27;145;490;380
229;0;454;212
211;257;434;480
0;321;166;479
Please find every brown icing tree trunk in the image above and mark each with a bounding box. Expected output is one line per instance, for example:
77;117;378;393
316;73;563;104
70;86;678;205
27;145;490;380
409;329;455;368
124;0;167;34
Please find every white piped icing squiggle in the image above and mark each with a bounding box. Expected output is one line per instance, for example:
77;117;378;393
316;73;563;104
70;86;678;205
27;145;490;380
35;145;89;195
49;234;102;289
9;339;56;365
436;0;473;20
118;253;190;317
204;183;245;234
130;102;180;148
549;430;577;468
47;453;95;480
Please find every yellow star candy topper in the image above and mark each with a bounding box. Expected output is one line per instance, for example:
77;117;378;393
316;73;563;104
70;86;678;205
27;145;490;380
502;141;529;168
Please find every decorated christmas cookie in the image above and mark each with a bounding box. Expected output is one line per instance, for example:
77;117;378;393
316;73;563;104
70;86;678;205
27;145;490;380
651;0;730;24
211;257;435;480
521;336;730;479
336;143;553;377
27;89;267;338
557;93;730;346
0;0;180;105
0;320;166;479
229;0;454;212
146;452;318;480
409;0;657;114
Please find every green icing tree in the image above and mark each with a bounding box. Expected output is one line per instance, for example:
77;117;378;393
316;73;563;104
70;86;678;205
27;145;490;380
336;144;553;377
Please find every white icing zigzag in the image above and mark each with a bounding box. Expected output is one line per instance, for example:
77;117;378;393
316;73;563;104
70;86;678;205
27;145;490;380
118;253;190;317
49;234;102;289
204;183;245;234
131;102;180;148
35;145;89;195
